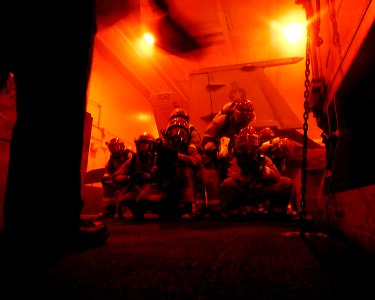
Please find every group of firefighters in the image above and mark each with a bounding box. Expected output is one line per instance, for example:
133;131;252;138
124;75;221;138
100;98;296;220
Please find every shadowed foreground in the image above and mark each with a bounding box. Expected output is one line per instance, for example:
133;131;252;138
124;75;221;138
1;217;374;299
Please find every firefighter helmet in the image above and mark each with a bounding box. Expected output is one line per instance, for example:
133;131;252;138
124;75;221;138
106;137;125;154
232;98;255;113
134;132;157;154
259;127;276;144
232;98;256;127
170;107;190;121
234;126;260;153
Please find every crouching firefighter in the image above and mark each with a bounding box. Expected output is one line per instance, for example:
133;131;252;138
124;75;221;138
157;117;202;220
113;132;165;220
219;126;293;218
101;137;133;217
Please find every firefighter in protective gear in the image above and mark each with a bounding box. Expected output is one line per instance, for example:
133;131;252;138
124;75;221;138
201;98;256;154
166;107;201;151
101;137;133;216
219;126;293;218
199;99;256;216
157;118;202;219
259;127;294;175
113;132;164;220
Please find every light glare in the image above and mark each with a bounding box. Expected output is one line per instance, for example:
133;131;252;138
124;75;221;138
134;32;155;56
138;113;151;121
283;23;304;44
143;32;155;45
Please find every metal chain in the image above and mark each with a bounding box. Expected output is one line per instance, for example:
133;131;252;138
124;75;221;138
314;0;323;46
300;19;312;224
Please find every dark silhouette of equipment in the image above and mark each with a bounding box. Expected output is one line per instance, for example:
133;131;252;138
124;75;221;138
149;0;202;54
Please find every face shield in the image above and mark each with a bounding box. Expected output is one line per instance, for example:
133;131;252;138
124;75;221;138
234;129;260;166
108;142;125;154
136;141;155;153
166;126;189;148
233;109;255;127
